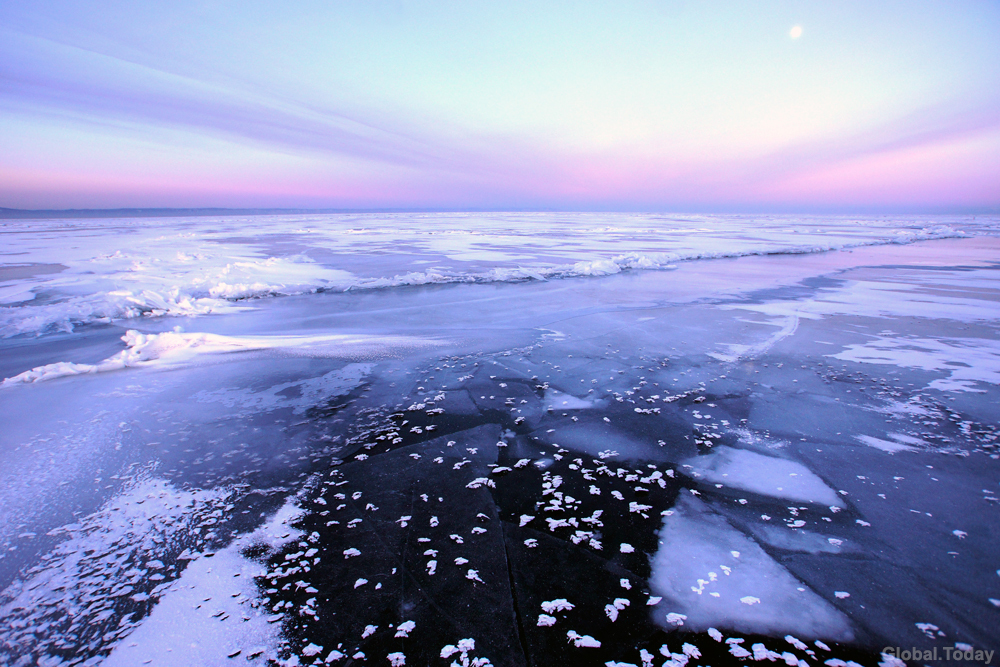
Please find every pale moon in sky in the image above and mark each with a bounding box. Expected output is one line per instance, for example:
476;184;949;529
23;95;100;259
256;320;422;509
790;25;803;39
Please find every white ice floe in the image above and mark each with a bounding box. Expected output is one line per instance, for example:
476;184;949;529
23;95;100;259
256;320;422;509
0;245;357;337
543;388;603;411
649;495;853;640
749;525;847;555
681;446;843;507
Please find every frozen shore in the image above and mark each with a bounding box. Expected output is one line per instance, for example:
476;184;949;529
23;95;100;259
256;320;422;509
0;224;998;667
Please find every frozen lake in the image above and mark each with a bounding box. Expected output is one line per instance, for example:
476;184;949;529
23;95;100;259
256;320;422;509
1;213;998;666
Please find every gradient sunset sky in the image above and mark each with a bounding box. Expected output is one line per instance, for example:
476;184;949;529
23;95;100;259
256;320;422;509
1;1;998;212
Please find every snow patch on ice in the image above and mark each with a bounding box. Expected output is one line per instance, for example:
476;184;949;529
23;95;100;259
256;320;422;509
103;498;305;667
0;477;242;665
2;329;436;387
855;435;916;454
831;336;1000;393
194;363;373;415
726;273;999;324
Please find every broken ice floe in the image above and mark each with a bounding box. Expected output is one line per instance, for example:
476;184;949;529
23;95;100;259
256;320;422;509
682;446;843;507
649;495;853;640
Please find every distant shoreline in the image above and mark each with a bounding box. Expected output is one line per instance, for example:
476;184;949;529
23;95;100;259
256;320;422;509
2;206;998;220
0;207;485;220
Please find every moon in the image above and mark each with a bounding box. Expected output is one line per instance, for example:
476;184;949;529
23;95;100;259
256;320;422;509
790;25;803;39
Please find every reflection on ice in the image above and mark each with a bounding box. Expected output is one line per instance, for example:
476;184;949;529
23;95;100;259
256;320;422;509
650;496;853;641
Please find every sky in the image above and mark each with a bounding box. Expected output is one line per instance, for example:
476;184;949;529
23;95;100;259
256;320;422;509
1;1;998;212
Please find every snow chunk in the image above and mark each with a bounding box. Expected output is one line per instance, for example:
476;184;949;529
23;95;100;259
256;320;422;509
541;599;575;614
567;631;601;648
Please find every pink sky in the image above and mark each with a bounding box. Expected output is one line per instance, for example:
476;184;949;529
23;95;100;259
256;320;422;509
1;1;998;212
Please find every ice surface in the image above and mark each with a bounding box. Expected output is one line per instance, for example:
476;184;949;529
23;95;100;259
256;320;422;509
1;217;998;665
0;212;980;336
649;496;853;640
682;446;844;507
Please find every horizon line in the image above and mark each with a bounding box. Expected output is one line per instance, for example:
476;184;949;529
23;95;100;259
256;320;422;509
2;205;998;220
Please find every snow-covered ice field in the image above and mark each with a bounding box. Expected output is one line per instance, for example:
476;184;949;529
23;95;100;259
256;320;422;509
1;212;998;666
